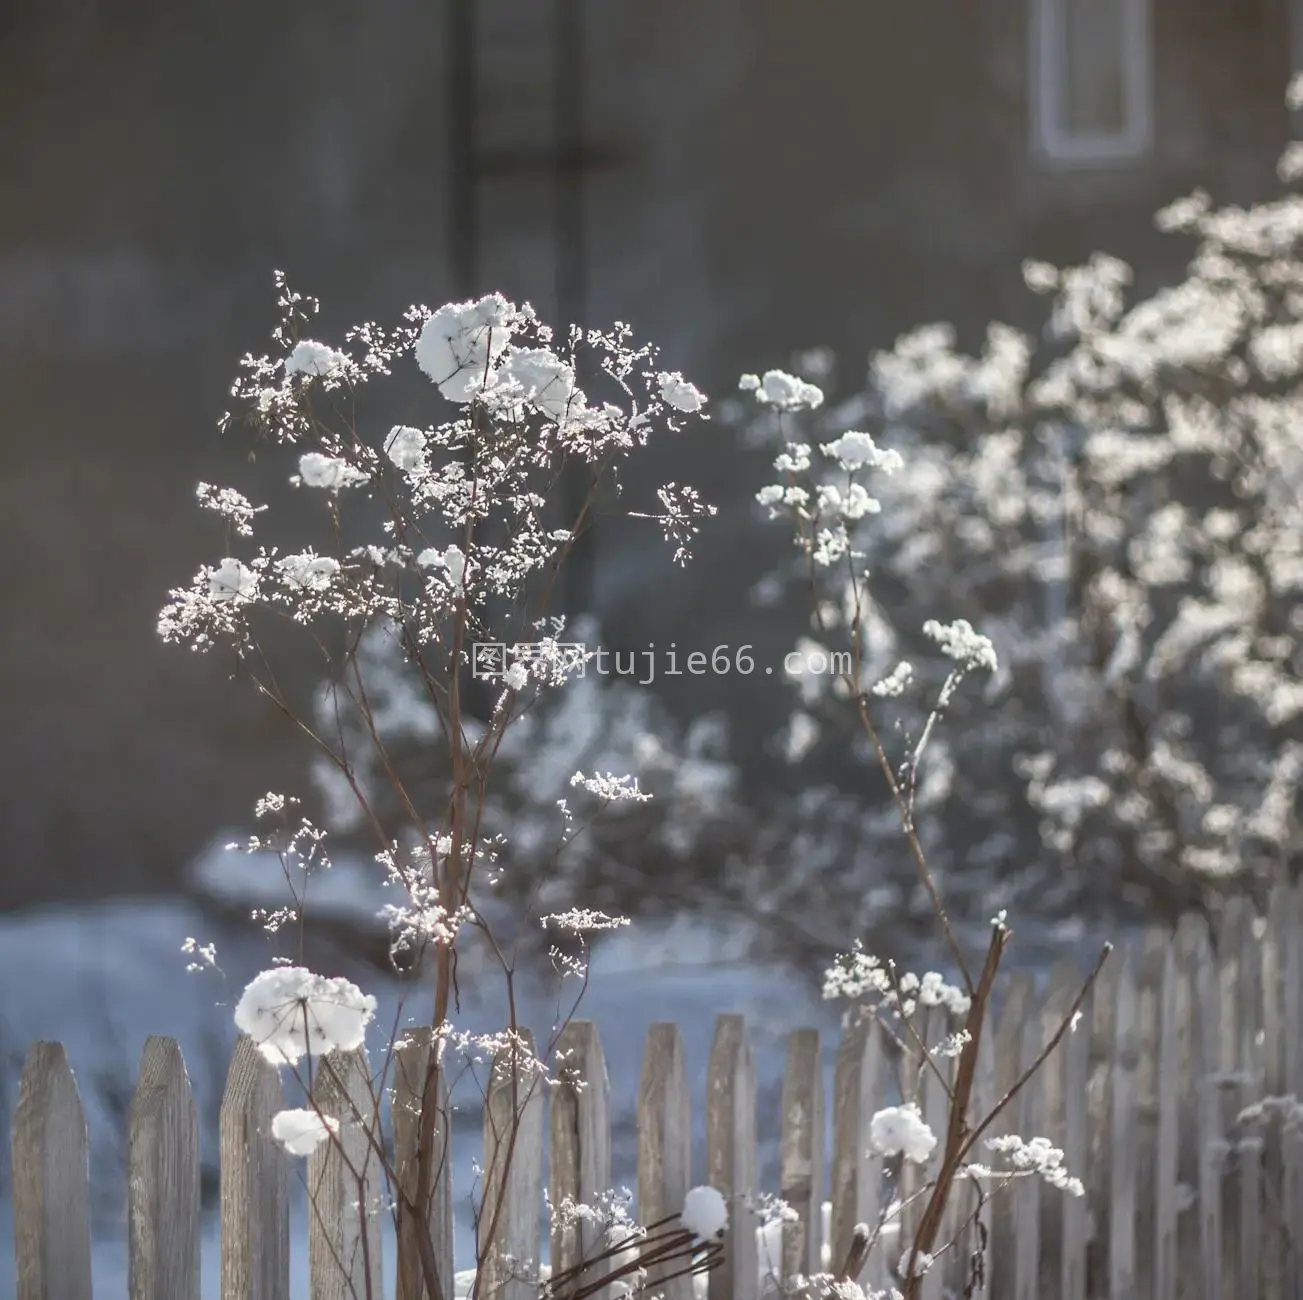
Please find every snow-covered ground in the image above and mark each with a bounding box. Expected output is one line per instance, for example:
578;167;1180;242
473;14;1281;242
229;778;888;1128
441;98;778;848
0;837;1121;1298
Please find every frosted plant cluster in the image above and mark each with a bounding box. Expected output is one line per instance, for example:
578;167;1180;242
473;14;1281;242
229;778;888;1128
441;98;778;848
742;103;1303;946
304;612;749;936
160;280;718;1215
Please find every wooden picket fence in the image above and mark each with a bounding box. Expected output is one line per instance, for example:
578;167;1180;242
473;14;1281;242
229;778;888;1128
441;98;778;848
8;885;1303;1300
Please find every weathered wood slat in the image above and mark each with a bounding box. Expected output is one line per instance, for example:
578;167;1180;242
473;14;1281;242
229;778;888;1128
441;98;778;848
549;1021;611;1278
1133;928;1167;1300
1109;950;1138;1298
1276;885;1303;1300
1056;960;1090;1300
964;1004;997;1299
1035;961;1073;1297
15;895;1303;1300
1154;942;1181;1300
219;1034;288;1300
11;1041;93;1300
478;1029;544;1300
706;1014;757;1300
988;972;1032;1299
1012;1001;1042;1300
1183;916;1223;1300
778;1027;822;1287
636;1022;692;1300
917;1008;950;1300
393;1027;455;1300
1085;943;1119;1297
306;1047;383;1300
829;1013;889;1294
128;1036;200;1300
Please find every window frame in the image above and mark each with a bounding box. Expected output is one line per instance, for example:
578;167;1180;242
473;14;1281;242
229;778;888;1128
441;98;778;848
1030;0;1154;165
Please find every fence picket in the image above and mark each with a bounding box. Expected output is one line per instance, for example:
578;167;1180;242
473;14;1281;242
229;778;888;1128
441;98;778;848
1035;962;1075;1295
706;1014;758;1300
479;1029;545;1300
1109;950;1137;1298
219;1034;288;1300
549;1021;611;1277
128;1036;200;1300
988;972;1032;1299
1085;944;1119;1297
828;1014;888;1294
11;1041;93;1300
917;1008;951;1300
1182;915;1223;1300
1277;885;1303;1300
778;1028;823;1287
1055;961;1090;1300
306;1047;383;1300
1133;929;1167;1300
13;899;1303;1300
963;1005;997;1298
392;1027;455;1300
636;1023;692;1300
1155;942;1181;1300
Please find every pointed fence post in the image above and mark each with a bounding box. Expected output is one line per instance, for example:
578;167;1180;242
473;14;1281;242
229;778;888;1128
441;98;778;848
829;1014;889;1293
11;1041;93;1300
1012;1003;1042;1300
1085;944;1120;1297
1132;929;1167;1300
1047;959;1089;1300
637;1023;692;1300
1108;949;1138;1300
393;1028;455;1300
128;1035;200;1300
220;1034;289;1300
1180;914;1223;1300
549;1022;611;1278
479;1028;545;1300
988;973;1032;1298
307;1047;383;1300
779;1028;823;1288
706;1014;757;1300
916;1007;951;1300
964;1003;997;1298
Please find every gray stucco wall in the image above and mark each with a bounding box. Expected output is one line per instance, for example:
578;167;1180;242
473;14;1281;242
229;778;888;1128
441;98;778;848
0;0;1291;908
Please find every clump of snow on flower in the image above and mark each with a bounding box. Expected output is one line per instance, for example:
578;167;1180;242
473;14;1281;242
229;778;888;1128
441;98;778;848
385;425;427;471
922;618;998;673
233;966;377;1065
739;368;825;412
278;551;340;592
498;347;578;422
820;431;903;473
415;292;516;401
658;371;707;413
868;1103;937;1163
270;1107;340;1156
898;1248;934;1279
571;771;652;803
418;544;468;591
980;1134;1085;1196
681;1184;728;1239
209;558;258;604
871;661;914;698
296;452;369;491
285;339;349;380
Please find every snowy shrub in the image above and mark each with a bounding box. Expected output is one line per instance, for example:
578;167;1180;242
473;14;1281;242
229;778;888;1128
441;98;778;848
305;612;752;949
745;90;1303;952
161;280;724;1300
